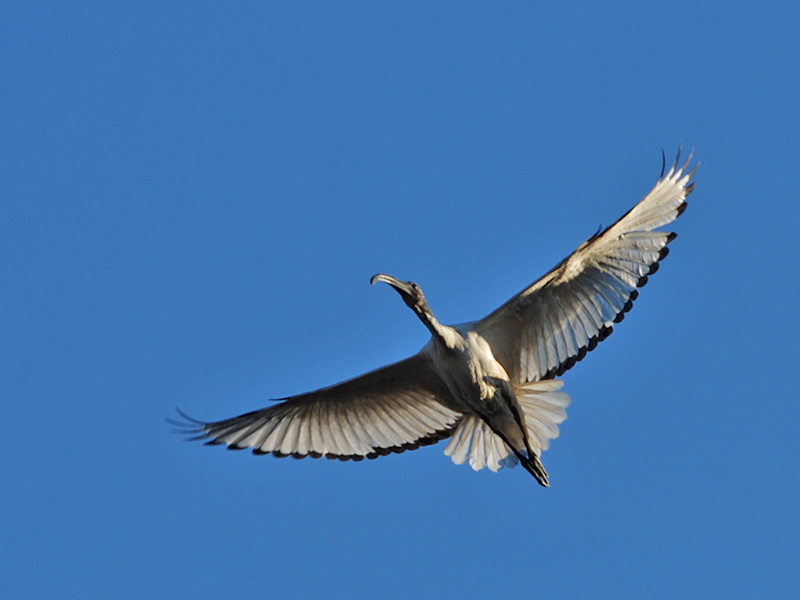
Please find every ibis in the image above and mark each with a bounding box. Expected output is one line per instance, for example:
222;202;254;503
171;151;697;486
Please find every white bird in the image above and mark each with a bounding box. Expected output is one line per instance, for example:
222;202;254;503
172;151;696;486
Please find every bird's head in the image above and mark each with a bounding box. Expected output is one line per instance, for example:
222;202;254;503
371;273;431;316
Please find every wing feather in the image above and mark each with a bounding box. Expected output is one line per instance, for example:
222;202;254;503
176;352;462;461
375;397;417;442
475;152;696;383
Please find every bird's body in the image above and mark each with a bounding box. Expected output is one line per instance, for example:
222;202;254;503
420;324;550;482
172;151;697;486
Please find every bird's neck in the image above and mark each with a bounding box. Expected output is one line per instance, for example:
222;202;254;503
417;310;460;349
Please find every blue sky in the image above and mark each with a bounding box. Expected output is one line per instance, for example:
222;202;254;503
3;3;799;598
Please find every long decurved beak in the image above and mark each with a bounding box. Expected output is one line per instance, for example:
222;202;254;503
371;273;400;287
371;273;416;296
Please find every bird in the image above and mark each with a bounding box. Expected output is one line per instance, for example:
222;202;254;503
170;150;697;486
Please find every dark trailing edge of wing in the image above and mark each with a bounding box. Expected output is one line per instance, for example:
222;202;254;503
167;407;458;462
540;229;681;381
263;427;455;461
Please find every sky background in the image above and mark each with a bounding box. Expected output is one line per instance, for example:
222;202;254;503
3;3;799;598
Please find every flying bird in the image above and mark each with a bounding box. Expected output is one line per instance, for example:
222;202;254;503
171;151;696;486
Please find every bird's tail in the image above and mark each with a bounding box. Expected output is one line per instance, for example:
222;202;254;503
512;379;572;486
444;413;514;473
514;379;571;452
443;379;570;485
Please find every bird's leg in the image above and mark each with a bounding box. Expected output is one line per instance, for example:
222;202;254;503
485;376;550;486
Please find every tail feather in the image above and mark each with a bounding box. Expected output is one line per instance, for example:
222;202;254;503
516;379;571;451
444;414;510;472
442;379;571;485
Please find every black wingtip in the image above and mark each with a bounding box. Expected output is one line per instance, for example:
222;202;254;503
166;407;211;439
673;144;683;171
172;407;205;425
681;148;694;173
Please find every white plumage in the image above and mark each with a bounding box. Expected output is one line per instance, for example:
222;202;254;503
444;379;570;472
171;151;696;486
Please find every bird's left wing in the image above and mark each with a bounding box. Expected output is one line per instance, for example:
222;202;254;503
172;352;462;461
474;152;696;384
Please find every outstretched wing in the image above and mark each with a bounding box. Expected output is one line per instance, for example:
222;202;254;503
172;352;462;461
475;151;697;384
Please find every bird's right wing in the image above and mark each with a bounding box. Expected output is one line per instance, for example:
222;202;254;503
172;352;462;461
474;152;696;384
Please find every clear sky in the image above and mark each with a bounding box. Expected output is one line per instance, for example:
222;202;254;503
3;3;799;598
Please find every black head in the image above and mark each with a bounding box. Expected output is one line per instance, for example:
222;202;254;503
370;273;430;314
